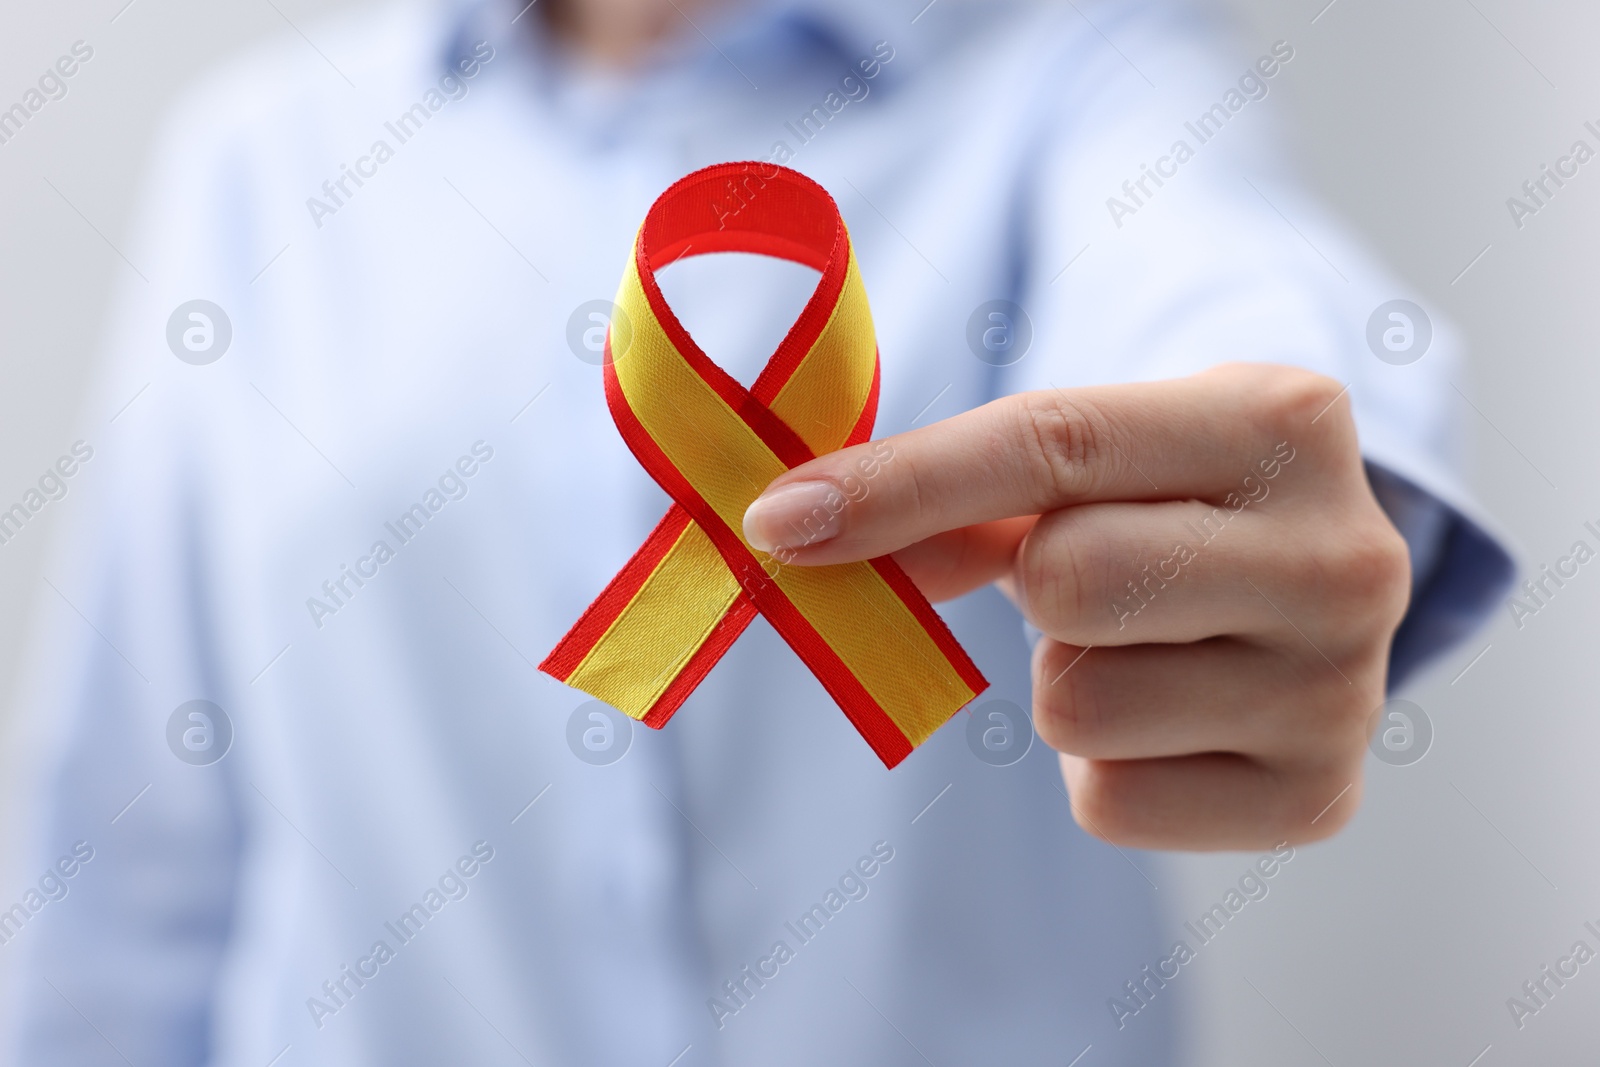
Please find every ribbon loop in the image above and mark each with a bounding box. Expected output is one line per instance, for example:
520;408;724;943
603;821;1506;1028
541;163;986;768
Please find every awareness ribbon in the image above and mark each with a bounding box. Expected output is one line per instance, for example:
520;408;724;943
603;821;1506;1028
540;163;987;768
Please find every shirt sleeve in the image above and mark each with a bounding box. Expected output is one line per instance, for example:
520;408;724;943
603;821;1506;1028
3;75;261;1066
996;0;1513;684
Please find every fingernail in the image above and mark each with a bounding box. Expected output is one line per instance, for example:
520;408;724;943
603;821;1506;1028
742;480;841;554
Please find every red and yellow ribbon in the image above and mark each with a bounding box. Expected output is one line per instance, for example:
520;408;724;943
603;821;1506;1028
540;162;987;768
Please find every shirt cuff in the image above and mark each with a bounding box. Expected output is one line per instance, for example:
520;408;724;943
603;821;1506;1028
1366;462;1515;689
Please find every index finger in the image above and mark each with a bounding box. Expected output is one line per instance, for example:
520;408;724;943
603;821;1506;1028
740;363;1344;565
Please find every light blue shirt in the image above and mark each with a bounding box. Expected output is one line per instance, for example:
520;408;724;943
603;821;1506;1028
6;1;1511;1064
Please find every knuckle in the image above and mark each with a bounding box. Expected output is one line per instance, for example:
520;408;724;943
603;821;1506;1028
1016;513;1098;635
1292;672;1381;756
1367;525;1414;621
1280;366;1346;421
1278;766;1364;844
1323;519;1413;630
1064;763;1139;844
1015;393;1106;504
1032;644;1106;755
1279;513;1411;640
1250;364;1349;439
1015;536;1062;630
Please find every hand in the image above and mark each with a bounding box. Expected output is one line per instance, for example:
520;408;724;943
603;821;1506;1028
741;363;1411;850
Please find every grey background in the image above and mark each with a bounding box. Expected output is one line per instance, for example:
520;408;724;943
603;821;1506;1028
1;0;1596;1062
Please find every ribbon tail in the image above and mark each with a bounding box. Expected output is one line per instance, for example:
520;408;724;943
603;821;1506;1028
539;504;757;728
